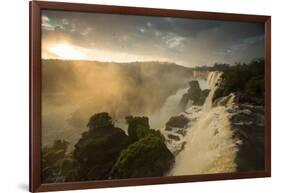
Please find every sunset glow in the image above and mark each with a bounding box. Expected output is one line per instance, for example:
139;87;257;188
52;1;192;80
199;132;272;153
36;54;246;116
49;43;85;60
42;10;264;66
46;42;169;63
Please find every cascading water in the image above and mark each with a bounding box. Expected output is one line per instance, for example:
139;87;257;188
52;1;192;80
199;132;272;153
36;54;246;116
169;71;238;175
149;80;208;130
203;71;222;110
149;88;187;130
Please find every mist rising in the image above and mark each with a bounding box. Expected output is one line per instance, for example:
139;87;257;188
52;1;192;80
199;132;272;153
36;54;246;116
42;59;193;146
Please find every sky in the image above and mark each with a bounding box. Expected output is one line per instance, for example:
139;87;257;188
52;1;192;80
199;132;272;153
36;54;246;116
42;10;265;67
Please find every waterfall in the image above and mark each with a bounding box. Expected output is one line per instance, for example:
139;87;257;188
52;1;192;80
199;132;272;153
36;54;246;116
149;88;187;130
169;71;238;175
203;71;222;110
149;80;209;130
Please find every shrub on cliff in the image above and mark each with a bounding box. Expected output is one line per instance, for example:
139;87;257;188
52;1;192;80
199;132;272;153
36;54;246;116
110;116;174;179
126;116;150;141
213;58;264;105
60;157;80;182
42;114;173;182
73;112;131;180
41;140;69;183
110;133;174;178
87;112;114;132
126;116;164;141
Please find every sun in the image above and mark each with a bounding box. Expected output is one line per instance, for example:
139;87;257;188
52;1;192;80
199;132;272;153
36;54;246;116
49;43;85;60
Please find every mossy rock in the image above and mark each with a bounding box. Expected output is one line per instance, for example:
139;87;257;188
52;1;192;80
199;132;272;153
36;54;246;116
126;116;150;141
110;134;174;179
73;113;131;181
41;140;69;183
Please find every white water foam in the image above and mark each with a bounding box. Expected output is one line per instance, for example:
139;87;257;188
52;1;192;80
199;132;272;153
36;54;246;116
170;71;238;175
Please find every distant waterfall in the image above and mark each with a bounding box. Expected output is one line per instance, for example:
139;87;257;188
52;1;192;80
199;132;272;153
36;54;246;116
170;71;238;175
203;71;222;110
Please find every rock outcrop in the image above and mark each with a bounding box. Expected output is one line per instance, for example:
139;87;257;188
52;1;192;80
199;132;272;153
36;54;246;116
165;115;189;130
73;112;131;181
167;133;181;141
110;134;174;179
126;116;150;142
228;104;265;171
163;113;191;155
110;116;174;179
43;113;175;182
180;80;210;108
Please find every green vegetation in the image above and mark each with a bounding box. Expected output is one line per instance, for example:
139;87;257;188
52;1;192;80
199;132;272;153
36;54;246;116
110;116;174;179
126;116;150;141
60;157;80;182
41;113;173;182
41;140;69;183
126;116;164;142
87;112;114;131
213;58;265;105
194;63;230;71
110;134;174;178
73;113;131;181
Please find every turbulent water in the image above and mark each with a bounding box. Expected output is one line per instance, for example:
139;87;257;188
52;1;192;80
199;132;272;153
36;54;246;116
149;80;208;130
164;71;239;175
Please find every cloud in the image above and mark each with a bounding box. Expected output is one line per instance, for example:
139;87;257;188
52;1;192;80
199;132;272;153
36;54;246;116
42;15;55;31
165;34;186;49
42;10;265;67
138;28;146;33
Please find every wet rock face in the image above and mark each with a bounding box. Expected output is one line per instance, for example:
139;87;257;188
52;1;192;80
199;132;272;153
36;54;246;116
182;80;202;102
234;91;264;105
201;89;210;99
228;104;265;171
167;134;181;141
165;115;189;130
180;80;210;108
189;80;201;90
164;114;189;155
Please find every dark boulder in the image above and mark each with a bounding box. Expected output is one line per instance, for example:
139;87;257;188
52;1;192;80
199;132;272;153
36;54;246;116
167;134;181;141
201;89;210;99
230;105;265;172
189;80;201;89
165;115;189;130
186;80;202;102
180;80;210;108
